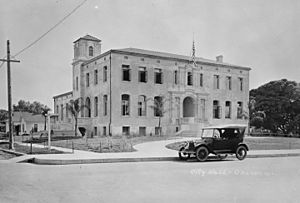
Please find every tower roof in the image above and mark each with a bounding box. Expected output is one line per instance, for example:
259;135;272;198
73;34;101;43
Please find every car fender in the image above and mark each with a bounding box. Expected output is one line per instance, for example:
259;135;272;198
237;143;249;151
195;143;212;153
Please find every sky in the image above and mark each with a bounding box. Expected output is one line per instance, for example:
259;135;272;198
0;0;299;111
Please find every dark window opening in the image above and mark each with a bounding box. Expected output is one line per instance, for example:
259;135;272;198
122;65;131;81
155;69;163;84
139;67;147;83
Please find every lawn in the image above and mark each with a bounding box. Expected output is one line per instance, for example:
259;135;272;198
14;134;177;153
165;136;300;151
1;143;65;155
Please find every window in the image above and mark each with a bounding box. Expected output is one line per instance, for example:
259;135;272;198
33;124;38;132
94;69;98;85
187;72;193;86
225;101;231;119
86;73;90;87
226;76;232;90
122;65;131;81
213;100;221;119
103;126;107;136
154;96;163;117
139;127;146;136
213;75;220;89
66;103;69;118
103;95;108;116
239;77;243;91
138;95;147;116
237;101;243;119
85;97;91;117
174;70;178;85
94;97;98;117
199;73;203;87
89;46;93;57
122;126;130;136
138;67;147;83
121;94;130;116
154;68;163;84
94;127;97;136
60;104;63;121
76;77;79;91
56;105;59;114
200;99;206;120
103;66;107;82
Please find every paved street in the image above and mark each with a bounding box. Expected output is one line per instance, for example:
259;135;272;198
1;156;300;203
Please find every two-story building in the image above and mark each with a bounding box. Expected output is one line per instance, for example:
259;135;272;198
53;35;251;136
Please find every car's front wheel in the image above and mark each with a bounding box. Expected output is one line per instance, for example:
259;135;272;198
236;146;247;160
178;147;190;160
196;146;209;162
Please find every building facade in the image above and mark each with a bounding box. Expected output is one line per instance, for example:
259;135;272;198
53;35;251;136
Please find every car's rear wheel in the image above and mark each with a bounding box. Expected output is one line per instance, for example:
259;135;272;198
236;146;247;160
217;154;228;160
178;147;190;160
196;146;209;162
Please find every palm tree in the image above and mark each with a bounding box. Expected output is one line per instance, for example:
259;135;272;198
41;107;51;131
148;96;171;136
66;98;88;137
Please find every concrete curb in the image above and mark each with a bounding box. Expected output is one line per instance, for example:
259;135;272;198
0;147;26;157
30;153;300;165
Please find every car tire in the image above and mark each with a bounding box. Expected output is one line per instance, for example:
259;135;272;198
196;146;209;162
236;146;247;160
178;147;190;160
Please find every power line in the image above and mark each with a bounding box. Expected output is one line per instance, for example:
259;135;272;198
13;0;88;57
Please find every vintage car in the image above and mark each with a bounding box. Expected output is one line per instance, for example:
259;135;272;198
178;124;249;162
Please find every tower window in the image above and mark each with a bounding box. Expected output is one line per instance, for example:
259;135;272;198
89;46;93;57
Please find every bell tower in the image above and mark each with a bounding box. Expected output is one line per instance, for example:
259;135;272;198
73;34;101;63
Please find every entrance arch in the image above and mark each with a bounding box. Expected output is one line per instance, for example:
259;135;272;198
183;97;195;117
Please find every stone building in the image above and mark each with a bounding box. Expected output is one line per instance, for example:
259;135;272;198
53;35;251;136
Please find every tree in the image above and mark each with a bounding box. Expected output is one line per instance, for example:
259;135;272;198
66;98;88;137
148;96;171;136
13;100;51;115
0;109;8;122
250;79;300;134
41;107;51;130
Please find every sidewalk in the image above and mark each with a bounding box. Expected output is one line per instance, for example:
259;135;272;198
7;138;300;165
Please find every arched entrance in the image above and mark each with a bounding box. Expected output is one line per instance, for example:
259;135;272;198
183;97;195;117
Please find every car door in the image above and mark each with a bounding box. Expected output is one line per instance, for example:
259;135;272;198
212;129;231;152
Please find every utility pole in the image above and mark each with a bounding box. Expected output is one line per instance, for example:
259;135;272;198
0;40;20;149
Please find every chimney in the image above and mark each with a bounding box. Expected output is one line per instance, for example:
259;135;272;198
216;55;223;63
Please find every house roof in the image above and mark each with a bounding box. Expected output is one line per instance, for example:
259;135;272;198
73;35;101;43
10;111;44;123
114;48;251;70
53;91;73;99
84;47;251;70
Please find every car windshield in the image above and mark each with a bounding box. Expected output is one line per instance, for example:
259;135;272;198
201;129;218;138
